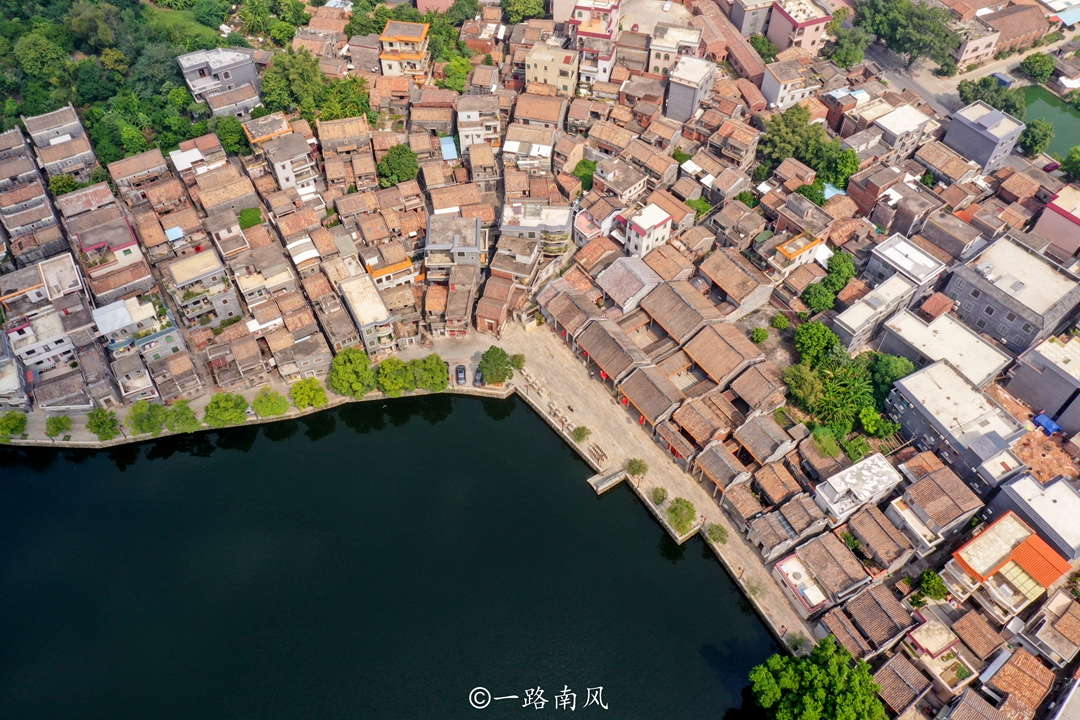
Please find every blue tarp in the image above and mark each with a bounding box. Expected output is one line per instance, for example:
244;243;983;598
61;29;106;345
823;183;846;200
992;73;1014;88
1034;413;1063;436
440;136;458;161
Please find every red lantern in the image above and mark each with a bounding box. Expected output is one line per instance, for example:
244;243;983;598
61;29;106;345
639;415;646;425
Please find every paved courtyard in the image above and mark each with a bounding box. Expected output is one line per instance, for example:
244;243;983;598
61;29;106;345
620;0;693;36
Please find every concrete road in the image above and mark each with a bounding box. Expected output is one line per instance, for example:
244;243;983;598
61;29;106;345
865;30;1078;115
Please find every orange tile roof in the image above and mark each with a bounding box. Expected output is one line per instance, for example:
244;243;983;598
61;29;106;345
1010;535;1071;588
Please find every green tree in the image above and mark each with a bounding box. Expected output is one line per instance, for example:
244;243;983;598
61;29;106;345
127;400;169;436
816;361;874;427
14;32;70;84
483;53;494;65
735;190;759;208
194;0;231;27
573;158;597;191
376;356;416;398
672;148;691;164
920;569;949;600
1020;52;1056;83
86;407;120;441
921;171;935;188
749;33;778;63
67;1;121;50
509;353;526;370
795;321;841;367
784;364;824;409
252;387;290;416
504;0;544;23
667;498;697;535
290;378;329;409
823;252;856;293
45;414;72;438
203;393;250;428
855;0;958;68
829;26;872;68
165;400;202;433
572;425;591;443
750;635;887;720
651;486;667;505
0;410;28;441
1063;146;1080;181
957;76;1026;118
1018;119;1054;157
796;179;826;206
49;174;83;196
438;56;471;92
212;115;249;155
120;126;147;155
269;19;296;46
73;59;117;105
412;354;449;393
478;345;514;384
868;353;915;408
706;523;728;544
101;48;129;74
261;48;325;114
771;314;790;330
751;327;769;344
239;0;273;35
802;283;836;314
377;143;420;187
626;458;648;477
276;0;310;24
328;347;377;398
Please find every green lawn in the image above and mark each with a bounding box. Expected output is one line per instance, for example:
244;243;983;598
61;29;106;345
143;4;223;50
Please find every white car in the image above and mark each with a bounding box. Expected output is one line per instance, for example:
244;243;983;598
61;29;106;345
663;0;673;10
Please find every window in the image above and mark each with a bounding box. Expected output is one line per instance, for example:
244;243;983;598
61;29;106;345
969;288;981;298
664;54;670;60
962;300;973;311
976;319;986;329
653;66;660;73
122;248;133;256
983;305;994;316
655;53;661;59
998;324;1008;335
221;299;229;305
1005;312;1016;322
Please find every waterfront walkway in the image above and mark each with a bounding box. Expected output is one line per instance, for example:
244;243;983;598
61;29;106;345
492;324;816;647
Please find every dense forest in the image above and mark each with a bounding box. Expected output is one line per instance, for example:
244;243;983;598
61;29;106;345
2;0;480;172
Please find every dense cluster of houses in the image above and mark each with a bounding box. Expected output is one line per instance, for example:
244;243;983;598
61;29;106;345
2;0;1080;714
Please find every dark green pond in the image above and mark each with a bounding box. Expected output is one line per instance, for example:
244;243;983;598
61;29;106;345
0;395;777;719
1021;85;1080;158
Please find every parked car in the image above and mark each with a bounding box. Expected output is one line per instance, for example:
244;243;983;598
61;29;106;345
631;23;639;31
1045;161;1061;173
473;370;484;387
455;365;467;385
663;1;672;11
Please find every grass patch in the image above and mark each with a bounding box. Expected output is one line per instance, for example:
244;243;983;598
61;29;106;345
811;426;841;457
142;4;223;50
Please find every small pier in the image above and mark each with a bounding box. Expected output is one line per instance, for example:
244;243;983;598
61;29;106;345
588;468;626;495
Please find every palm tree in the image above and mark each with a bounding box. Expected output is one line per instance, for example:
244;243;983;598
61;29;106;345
238;0;271;37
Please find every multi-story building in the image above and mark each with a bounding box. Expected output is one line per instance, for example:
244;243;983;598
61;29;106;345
425;215;486;283
887;463;983;558
162;250;242;329
578;37;617;86
943;101;1024;174
176;48;260;103
614;203;671;258
887;360;1026;491
107;149;170;206
729;0;833;53
666;57;717;123
872;105;940;162
206;84;262;120
379;21;432;82
92;293;186;363
456;95;502;151
0;179;57;240
761;60;821;110
649;24;702;76
0;332;29;411
565;0;621;40
1;254;96;373
813;453;904;528
1008;334;1080;435
862;233;947;305
524;42;579;97
264;132;318;197
832;274;917;350
879;309;1010;389
943;235;1080;354
339;272;396;360
169;134;228;186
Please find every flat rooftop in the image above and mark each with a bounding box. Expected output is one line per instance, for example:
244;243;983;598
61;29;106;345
874;233;946;284
670;56;715;86
956;511;1030;577
885;309;1010;387
177;48;251;70
168;250;223;286
1029;335;1080;382
819;453;902;503
339;273;389;325
1006;475;1080;551
971;238;1078;315
836;274;915;334
896;361;1021;449
956;101;1023;138
875;104;935;135
777;0;831;21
